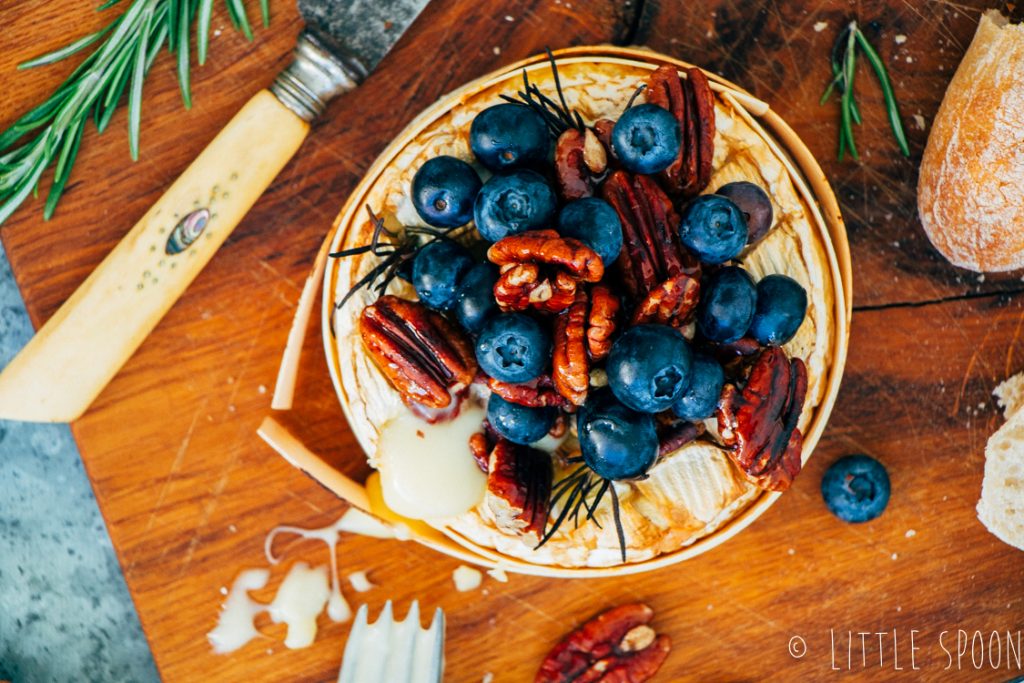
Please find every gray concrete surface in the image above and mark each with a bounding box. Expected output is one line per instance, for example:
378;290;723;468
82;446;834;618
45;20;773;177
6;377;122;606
0;241;159;683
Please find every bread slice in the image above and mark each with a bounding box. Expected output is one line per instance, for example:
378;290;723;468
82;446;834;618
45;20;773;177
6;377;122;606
978;373;1024;550
917;11;1024;272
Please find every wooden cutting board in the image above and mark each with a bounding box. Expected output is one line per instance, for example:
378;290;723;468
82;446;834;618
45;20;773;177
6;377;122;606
3;0;1024;680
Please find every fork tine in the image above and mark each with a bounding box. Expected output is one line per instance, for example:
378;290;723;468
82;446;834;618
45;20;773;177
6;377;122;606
338;605;370;683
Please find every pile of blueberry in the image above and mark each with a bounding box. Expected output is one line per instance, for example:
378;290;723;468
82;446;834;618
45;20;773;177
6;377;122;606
398;91;808;485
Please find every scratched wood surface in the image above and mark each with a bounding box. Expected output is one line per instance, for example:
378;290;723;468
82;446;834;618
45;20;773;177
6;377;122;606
2;0;1024;681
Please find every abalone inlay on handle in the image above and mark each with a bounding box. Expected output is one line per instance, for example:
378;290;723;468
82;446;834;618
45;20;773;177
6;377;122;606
166;208;210;255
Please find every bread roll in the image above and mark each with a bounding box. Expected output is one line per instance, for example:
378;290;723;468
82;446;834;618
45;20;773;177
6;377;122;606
978;372;1024;551
917;11;1024;272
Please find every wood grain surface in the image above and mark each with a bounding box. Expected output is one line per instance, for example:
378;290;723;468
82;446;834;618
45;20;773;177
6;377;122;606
3;0;1024;681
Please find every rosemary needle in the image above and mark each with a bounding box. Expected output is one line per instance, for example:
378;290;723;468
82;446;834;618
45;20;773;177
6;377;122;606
820;20;910;161
0;0;267;226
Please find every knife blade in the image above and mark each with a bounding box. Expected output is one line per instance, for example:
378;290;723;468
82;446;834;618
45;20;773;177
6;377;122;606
0;0;431;422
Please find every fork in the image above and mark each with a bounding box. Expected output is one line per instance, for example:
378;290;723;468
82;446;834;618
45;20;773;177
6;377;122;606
338;601;445;683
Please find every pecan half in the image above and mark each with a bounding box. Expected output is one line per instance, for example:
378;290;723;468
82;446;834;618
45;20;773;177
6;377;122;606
586;285;620;361
657;419;701;457
552;293;590;406
601;171;699;301
535;603;671;683
717;347;808;491
359;295;476;411
485;440;553;540
555;128;609;201
630;272;699;329
469;431;492;473
489;230;604;313
488;374;569;409
646;65;716;197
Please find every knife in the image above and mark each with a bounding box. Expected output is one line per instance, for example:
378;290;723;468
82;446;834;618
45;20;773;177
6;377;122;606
0;0;431;422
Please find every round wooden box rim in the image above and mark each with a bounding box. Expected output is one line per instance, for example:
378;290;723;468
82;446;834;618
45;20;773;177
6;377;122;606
321;46;852;578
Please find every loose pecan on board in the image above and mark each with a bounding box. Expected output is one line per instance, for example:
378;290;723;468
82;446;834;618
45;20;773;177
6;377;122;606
489;230;604;313
359;295;476;412
535;603;671;683
717;347;807;491
646;65;716;197
485;440;553;540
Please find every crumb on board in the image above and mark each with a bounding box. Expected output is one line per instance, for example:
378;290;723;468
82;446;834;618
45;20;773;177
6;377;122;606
482;674;495;683
493;46;501;55
813;21;828;32
913;114;926;131
895;34;907;44
905;529;917;538
891;553;899;560
453;565;483;592
487;567;509;583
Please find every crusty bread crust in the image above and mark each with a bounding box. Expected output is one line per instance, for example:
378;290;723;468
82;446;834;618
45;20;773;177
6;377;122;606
918;11;1024;272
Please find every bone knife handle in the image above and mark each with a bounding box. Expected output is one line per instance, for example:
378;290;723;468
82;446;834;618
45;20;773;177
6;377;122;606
0;33;362;422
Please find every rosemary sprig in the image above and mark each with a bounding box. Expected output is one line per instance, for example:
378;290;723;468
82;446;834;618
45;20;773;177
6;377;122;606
0;0;270;226
820;20;910;160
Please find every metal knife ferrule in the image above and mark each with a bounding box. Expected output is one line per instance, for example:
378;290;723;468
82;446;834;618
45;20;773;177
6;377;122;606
271;31;367;122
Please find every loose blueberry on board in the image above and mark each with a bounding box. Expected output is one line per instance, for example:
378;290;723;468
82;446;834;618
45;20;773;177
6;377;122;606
474;170;558;242
821;455;891;523
452;262;500;333
556;197;624;266
476;313;551;384
672;353;725;421
470;103;550;172
749;274;808;346
715;181;774;245
411;240;475;310
411;155;482;228
696;266;757;343
606;325;693;414
577;390;659;480
487;394;556;445
611;103;682;174
678;195;749;265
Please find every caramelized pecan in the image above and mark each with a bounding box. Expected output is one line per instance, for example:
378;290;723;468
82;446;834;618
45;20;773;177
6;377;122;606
488;374;569;408
552;293;590;406
716;347;807;491
555;128;609;200
601;171;699;301
646;65;716;197
489;230;604;313
359;295;476;411
469;431;492;473
586;285;620;361
630;272;700;329
535;603;671;683
657;419;701;457
485;440;553;540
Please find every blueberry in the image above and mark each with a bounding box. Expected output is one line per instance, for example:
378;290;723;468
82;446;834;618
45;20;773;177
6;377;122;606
452;262;500;333
672;354;725;421
749;274;808;346
470;103;550;172
678;195;748;265
473;170;557;242
487;394;555;445
611;104;681;174
577;390;658;480
476;313;551;383
411;240;475;310
821;455;891;523
556;197;623;265
697;266;756;343
606;325;692;414
715;181;773;245
411;156;482;228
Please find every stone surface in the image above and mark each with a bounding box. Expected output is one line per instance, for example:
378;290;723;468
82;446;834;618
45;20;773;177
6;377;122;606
0;242;159;683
